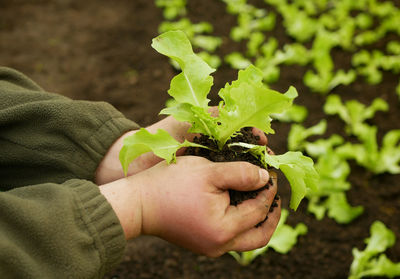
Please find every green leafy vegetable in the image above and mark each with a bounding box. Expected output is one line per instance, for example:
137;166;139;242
229;209;307;266
306;146;363;224
323;94;388;135
121;30;318;211
119;128;205;175
288;120;327;151
352;50;400;85
271;104;308;123
225;52;252;70
337;127;400;174
304;27;356;93
231;142;319;210
349;221;400;279
155;0;186;20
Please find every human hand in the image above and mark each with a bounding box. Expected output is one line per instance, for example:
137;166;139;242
95;114;268;184
100;156;280;257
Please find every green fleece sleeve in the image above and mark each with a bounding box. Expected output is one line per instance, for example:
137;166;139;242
0;180;125;278
0;67;140;277
0;67;139;189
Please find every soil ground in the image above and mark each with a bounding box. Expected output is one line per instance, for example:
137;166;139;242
1;1;399;278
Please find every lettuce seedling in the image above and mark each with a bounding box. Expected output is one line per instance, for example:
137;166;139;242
337;127;400;175
289;131;364;223
155;0;186;20
288;120;327;151
120;30;318;210
323;94;388;136
306;146;363;224
229;8;276;42
387;41;400;55
229;209;307;266
349;221;400;279
304;27;356;93
225;52;252;70
271;104;308;123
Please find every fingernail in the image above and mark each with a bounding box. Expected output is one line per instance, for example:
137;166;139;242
259;168;269;184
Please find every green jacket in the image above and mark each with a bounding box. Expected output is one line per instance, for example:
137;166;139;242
0;67;139;278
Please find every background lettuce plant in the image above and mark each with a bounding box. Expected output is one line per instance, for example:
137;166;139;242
229;209;307;266
349;221;400;279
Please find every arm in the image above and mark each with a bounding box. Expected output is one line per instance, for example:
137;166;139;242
0;179;125;278
0;67;135;276
0;66;139;189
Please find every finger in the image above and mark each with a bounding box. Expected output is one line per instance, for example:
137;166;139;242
252;128;268;145
210;161;270;191
226;199;281;252
225;185;277;234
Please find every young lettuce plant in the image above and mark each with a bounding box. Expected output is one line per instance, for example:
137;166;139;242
349;221;400;279
229;209;307;266
304;137;364;224
119;30;318;211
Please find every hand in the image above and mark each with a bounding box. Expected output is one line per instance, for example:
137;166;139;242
95;115;268;185
99;156;280;257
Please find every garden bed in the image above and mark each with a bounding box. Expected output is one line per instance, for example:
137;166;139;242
1;0;399;278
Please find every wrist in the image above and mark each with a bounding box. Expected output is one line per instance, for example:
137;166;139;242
99;177;143;240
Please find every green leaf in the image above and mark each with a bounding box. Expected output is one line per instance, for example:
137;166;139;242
306;148;361;225
387;41;400;55
155;0;186;20
216;65;297;146
264;151;319;210
324;94;388;136
288;120;327;151
225;52;252;70
349;221;400;279
119;128;205;175
271;104;308;123
325;193;364;224
304;134;344;158
151;30;215;108
228;209;307;266
197;51;222;69
160;103;219;138
267;209;307;253
377;130;400;174
247;32;265;57
192;35;222;52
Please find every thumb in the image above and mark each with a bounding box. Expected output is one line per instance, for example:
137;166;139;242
209;161;269;191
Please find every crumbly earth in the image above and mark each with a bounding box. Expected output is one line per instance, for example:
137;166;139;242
1;1;399;278
185;128;273;206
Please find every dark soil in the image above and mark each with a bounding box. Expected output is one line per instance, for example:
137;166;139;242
185;128;274;206
1;1;399;279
